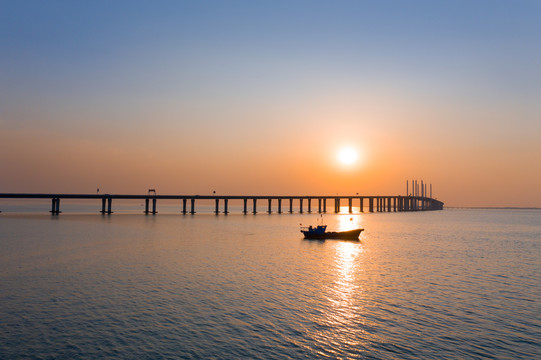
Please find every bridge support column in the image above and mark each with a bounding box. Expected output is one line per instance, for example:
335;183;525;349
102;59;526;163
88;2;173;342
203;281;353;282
318;198;322;213
152;198;157;214
144;198;149;214
335;198;340;213
268;198;272;214
348;198;353;213
323;198;327;212
369;198;374;212
307;198;311;213
253;198;257;214
102;198;107;214
190;198;195;214
299;198;303;213
278;199;282;214
243;198;248;214
107;197;113;214
387;197;391;212
182;199;187;214
224;199;229;214
360;198;364;212
50;198;61;215
215;199;220;214
289;198;293;213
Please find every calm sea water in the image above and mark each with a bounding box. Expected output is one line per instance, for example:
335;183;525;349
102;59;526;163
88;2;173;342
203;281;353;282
0;207;539;359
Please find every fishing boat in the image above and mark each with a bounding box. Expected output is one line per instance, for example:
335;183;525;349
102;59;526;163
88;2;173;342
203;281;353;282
300;224;363;240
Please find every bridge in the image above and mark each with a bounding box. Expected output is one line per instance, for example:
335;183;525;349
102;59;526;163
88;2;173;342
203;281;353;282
0;193;444;215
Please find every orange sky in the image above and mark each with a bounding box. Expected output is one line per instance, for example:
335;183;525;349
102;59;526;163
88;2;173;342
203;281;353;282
1;1;540;207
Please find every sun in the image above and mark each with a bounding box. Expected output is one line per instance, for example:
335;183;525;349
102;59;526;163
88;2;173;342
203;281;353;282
337;147;358;166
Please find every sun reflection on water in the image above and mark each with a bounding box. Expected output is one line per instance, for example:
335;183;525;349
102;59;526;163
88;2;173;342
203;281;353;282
309;232;376;355
332;241;362;307
336;213;363;232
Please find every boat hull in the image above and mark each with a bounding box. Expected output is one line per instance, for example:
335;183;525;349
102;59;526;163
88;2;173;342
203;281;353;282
301;228;363;240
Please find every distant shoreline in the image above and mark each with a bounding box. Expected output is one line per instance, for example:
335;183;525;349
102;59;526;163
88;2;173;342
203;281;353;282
447;206;540;210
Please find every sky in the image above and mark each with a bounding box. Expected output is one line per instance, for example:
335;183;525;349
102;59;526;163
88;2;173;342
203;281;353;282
1;0;540;207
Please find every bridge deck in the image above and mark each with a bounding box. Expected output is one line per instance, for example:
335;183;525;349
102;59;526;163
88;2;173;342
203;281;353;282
0;193;443;214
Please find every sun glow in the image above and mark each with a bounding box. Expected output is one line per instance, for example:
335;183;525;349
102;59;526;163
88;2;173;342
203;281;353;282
337;147;359;166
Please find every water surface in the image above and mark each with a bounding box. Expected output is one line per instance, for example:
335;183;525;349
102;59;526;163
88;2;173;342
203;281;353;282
1;209;539;359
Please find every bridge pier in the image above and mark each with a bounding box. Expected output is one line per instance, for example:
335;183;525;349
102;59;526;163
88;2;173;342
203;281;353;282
348;198;353;213
50;198;61;215
387;197;391;212
182;199;187;214
360;197;364;212
102;198;107;214
152;198;157;214
224;199;229;214
190;198;195;214
307;198;312;213
334;198;340;213
107;197;113;214
144;198;149;214
268;198;272;214
299;198;303;213
289;198;293;213
369;197;374;212
253;198;257;214
278;198;282;214
318;198;322;213
243;198;248;214
215;199;220;214
323;198;327;213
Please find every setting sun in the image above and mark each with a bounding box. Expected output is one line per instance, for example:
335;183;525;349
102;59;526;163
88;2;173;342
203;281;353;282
337;147;359;166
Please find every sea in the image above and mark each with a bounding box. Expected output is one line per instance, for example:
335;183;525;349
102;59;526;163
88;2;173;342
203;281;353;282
0;202;539;359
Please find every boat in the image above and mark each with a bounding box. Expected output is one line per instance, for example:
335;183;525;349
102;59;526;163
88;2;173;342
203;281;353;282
300;224;364;240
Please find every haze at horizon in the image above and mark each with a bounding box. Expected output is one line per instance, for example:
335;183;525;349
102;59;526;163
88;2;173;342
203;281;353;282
1;0;540;207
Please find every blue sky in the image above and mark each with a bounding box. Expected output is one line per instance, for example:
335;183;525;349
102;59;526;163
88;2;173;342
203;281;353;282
1;0;540;206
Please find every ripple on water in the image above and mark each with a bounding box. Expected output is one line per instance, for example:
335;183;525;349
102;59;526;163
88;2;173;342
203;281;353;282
0;210;540;358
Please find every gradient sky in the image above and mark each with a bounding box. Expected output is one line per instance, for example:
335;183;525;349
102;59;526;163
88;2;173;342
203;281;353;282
1;0;540;207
